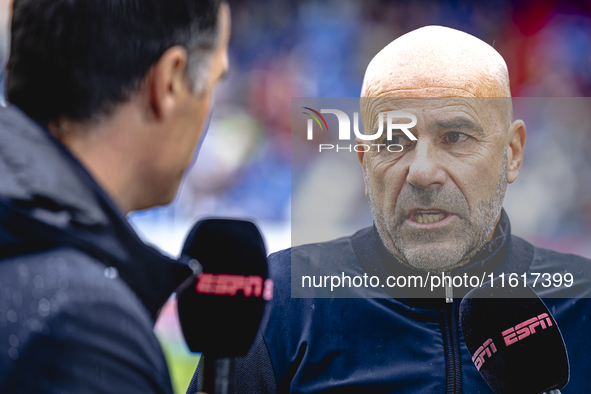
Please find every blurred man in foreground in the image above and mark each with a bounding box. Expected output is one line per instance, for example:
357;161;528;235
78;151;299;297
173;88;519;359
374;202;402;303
188;26;591;393
0;0;229;392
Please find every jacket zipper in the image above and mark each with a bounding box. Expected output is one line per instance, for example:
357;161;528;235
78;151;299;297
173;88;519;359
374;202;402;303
445;278;454;303
440;278;462;394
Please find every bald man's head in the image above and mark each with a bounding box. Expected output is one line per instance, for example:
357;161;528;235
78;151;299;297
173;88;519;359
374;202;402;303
361;26;512;135
361;26;510;98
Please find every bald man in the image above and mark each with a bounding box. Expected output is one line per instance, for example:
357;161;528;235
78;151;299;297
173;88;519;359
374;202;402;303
358;26;523;276
187;26;591;394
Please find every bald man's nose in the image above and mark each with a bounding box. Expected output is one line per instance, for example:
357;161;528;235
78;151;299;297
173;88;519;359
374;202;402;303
406;140;446;189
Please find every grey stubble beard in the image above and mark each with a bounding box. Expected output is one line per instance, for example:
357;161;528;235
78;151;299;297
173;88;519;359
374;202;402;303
366;149;508;272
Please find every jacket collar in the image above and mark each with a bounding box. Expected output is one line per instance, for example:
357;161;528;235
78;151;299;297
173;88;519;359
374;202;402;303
0;105;192;321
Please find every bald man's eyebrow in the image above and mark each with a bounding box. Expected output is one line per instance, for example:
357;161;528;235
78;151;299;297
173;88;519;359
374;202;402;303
432;117;484;135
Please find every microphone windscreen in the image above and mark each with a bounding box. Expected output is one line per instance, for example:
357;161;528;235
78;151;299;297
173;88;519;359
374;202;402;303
459;280;569;394
176;218;270;357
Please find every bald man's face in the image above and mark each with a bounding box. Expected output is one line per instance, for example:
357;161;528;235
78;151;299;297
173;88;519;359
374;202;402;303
359;97;516;271
356;26;526;271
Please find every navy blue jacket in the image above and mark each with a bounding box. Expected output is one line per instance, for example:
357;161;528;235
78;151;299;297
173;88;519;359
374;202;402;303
188;211;591;393
0;105;193;393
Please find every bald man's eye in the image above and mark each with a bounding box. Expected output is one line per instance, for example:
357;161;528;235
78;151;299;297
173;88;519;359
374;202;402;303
442;132;469;144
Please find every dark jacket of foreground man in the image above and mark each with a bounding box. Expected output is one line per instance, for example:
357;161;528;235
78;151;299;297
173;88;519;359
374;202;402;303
189;214;591;392
0;105;192;393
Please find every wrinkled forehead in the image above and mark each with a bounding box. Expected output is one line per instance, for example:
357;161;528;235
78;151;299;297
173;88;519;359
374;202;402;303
361;65;508;99
360;60;512;134
361;97;510;135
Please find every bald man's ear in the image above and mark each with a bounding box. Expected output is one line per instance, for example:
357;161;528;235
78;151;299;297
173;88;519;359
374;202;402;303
145;46;190;121
357;138;370;197
506;120;526;184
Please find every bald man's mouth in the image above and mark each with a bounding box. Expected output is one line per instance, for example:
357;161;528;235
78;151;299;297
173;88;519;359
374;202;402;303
409;208;452;225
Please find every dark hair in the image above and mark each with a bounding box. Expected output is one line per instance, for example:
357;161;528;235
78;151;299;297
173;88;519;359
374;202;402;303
5;0;222;123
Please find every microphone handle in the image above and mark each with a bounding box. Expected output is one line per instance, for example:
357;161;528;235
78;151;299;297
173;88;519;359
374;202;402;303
542;390;561;394
200;355;234;394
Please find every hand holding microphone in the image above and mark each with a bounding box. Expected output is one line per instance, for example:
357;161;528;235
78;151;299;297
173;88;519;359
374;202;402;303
460;278;569;394
175;219;272;394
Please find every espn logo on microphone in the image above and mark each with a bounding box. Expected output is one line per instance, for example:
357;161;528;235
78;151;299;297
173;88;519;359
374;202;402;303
470;313;556;371
195;273;273;300
502;313;553;347
472;338;497;371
